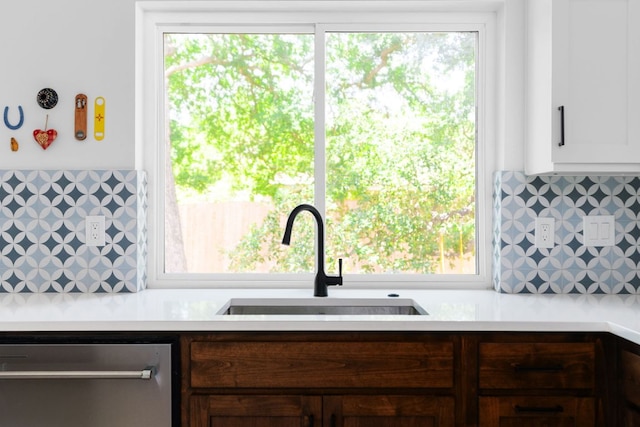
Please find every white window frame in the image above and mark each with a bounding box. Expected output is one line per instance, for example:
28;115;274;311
136;1;497;289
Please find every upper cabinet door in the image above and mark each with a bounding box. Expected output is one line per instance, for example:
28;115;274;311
525;0;640;175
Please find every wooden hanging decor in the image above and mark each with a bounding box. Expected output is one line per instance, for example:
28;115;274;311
75;94;87;141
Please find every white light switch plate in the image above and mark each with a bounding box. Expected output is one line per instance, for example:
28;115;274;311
583;215;615;247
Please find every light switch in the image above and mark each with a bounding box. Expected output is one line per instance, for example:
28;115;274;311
582;215;615;247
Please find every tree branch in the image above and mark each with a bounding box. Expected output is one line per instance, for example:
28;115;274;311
362;42;402;86
165;56;230;77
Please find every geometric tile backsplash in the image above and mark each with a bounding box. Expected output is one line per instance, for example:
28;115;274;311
0;170;146;293
5;168;640;294
494;171;640;294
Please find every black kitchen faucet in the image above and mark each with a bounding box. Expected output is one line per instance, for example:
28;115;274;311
282;204;343;297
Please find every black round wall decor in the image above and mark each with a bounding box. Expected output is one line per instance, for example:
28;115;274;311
37;88;58;109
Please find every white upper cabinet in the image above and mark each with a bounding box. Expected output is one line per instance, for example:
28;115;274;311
525;0;640;174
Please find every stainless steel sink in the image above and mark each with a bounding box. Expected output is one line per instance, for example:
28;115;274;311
219;298;428;316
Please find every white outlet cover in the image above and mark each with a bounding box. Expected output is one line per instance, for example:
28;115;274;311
534;217;555;249
85;215;106;247
583;215;615;247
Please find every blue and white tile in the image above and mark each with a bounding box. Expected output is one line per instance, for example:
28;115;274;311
0;170;145;293
494;171;640;294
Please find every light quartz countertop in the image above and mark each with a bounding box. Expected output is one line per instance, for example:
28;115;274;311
2;288;640;344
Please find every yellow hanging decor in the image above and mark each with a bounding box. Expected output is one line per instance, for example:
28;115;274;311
94;97;105;141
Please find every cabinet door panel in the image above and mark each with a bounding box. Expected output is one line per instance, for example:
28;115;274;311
622;350;640;407
525;0;640;173
621;348;640;426
190;395;320;427
552;0;640;163
342;416;436;427
622;405;640;427
210;416;303;427
325;395;455;427
556;0;631;152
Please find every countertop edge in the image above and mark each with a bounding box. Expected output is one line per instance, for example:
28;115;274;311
0;289;639;345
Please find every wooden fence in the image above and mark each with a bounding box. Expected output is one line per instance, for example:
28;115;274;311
178;201;272;272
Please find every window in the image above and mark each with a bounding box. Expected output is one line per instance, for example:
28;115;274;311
137;2;495;288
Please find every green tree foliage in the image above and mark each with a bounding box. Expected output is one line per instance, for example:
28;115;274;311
164;31;476;274
165;34;314;198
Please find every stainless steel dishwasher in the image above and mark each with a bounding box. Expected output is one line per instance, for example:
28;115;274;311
0;340;175;427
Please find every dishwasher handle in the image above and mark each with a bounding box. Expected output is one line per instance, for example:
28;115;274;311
0;367;155;380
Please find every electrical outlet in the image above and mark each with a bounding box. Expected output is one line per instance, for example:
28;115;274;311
85;215;105;246
534;217;555;249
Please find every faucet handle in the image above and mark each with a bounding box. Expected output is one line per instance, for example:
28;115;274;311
337;258;343;286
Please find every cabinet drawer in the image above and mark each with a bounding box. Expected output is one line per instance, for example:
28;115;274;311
479;342;595;390
190;340;453;389
479;396;596;427
622;350;640;408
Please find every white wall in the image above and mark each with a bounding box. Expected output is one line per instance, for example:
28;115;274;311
498;0;525;171
0;0;136;169
0;0;525;171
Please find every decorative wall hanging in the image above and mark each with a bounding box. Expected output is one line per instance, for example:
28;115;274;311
33;115;57;150
94;96;105;141
10;137;18;152
3;106;24;130
36;88;58;109
74;94;87;141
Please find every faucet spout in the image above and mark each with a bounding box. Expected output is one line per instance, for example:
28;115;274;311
282;204;343;297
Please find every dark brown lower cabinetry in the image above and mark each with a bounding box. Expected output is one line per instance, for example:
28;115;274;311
619;340;640;426
477;335;609;426
189;395;320;427
181;332;459;427
181;332;617;427
325;395;455;427
479;396;596;427
189;394;455;427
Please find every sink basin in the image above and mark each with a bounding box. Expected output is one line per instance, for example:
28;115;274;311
218;298;428;316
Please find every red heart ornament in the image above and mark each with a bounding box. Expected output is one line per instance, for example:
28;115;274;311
33;129;57;150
